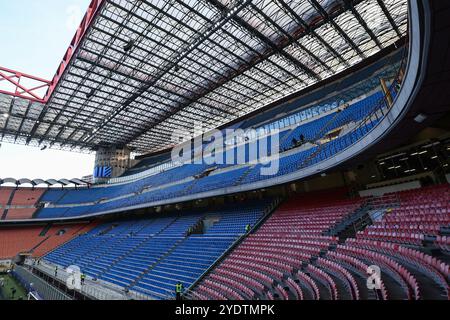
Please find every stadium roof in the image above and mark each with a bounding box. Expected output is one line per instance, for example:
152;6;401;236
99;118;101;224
0;0;408;154
0;177;90;187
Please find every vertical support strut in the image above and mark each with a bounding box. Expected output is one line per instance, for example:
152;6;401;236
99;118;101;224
380;78;393;107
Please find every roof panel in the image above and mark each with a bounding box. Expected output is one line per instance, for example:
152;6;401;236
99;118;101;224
0;0;408;153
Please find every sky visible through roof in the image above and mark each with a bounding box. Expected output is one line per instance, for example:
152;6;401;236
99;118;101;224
0;0;408;180
0;0;94;180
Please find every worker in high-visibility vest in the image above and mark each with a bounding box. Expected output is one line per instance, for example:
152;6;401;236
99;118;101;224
81;273;86;285
395;80;401;93
175;282;184;300
245;224;251;233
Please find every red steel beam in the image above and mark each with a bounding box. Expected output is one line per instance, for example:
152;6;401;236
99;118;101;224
0;0;105;104
44;0;106;101
0;66;51;103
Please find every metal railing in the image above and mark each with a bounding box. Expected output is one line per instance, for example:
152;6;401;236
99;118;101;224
182;197;283;300
12;265;72;300
27;259;152;300
366;192;401;211
107;160;180;185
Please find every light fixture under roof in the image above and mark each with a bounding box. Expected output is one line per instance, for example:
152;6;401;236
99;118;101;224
414;113;427;123
123;40;134;53
86;89;95;99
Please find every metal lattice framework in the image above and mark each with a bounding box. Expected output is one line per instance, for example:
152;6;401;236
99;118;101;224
0;0;408;154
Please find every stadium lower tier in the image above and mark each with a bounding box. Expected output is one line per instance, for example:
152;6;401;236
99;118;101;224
1;184;449;300
0;222;95;259
42;201;270;299
190;185;450;300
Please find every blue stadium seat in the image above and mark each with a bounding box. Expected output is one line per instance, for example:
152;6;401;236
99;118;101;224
43;201;270;299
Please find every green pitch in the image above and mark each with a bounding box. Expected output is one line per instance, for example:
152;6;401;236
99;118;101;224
0;273;28;300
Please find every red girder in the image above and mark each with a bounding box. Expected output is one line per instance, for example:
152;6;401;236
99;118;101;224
44;0;105;101
0;66;51;103
0;0;105;104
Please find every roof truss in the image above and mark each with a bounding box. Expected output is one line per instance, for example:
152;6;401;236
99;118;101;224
0;0;409;154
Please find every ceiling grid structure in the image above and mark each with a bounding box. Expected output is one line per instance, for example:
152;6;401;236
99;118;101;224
0;0;408;154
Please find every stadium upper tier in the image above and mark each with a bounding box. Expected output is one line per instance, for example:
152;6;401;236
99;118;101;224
0;0;408;153
124;49;403;177
12;49;406;220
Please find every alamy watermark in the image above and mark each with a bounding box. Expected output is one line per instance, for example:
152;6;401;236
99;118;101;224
170;122;281;176
366;265;382;290
66;265;82;290
66;5;83;31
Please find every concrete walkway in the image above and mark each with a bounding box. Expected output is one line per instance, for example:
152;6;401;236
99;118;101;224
27;259;152;300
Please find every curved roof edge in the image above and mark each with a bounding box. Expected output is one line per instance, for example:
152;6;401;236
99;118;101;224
0;178;91;187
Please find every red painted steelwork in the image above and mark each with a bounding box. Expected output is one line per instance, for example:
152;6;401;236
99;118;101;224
0;0;105;104
44;0;105;101
0;66;51;103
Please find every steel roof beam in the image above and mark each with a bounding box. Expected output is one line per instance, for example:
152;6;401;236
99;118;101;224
342;0;383;49
86;0;254;145
51;78;218;129
92;5;281;103
247;2;321;80
83;26;265;107
206;0;314;83
64;57;228;120
0;97;16;141
77;38;253;109
275;0;349;67
0;126;95;149
13;100;34;142
31;0;142;145
169;0;300;90
376;0;402;39
308;0;366;60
